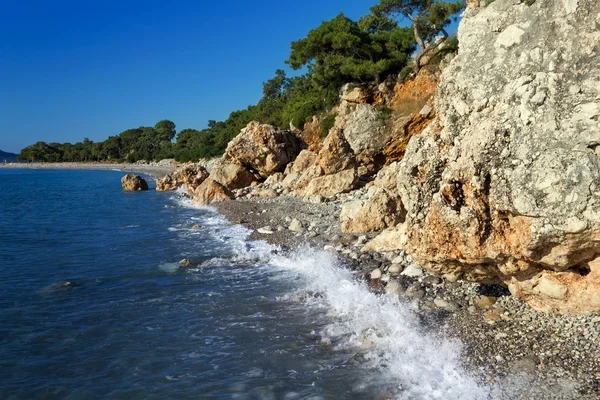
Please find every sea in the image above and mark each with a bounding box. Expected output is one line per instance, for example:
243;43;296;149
0;169;493;399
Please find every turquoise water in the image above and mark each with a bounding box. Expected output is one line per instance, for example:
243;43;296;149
0;169;489;400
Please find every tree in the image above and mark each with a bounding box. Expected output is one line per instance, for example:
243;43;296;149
371;0;464;72
154;120;176;142
287;13;415;85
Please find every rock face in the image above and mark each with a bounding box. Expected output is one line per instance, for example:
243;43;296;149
156;164;209;192
304;169;358;198
210;160;256;190
343;104;390;160
317;128;356;175
340;188;404;233
192;179;234;206
397;0;600;314
121;174;148;191
225;121;305;178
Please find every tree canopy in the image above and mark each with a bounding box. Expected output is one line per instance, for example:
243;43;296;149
371;0;463;71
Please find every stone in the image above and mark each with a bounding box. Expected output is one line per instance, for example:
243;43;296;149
225;121;305;178
304;169;358;198
288;218;304;232
343;104;390;158
340;188;404;233
396;0;600;314
179;259;191;268
372;162;402;191
192;224;201;229
156;164;209;192
361;224;408;253
475;296;497;309
121;174;148;191
257;227;274;235
317;129;355;175
192;179;234;206
339;83;369;104
209;160;256;190
370;269;382;280
388;264;403;274
401;264;424;278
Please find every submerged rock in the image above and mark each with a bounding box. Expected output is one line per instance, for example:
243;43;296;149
192;178;234;206
121;174;148;191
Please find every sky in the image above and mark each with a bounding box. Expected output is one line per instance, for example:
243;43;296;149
0;0;459;154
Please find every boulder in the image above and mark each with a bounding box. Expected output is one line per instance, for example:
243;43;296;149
343;104;390;159
156;164;209;192
372;162;402;191
192;179;234;206
396;0;600;314
340;188;404;233
289;150;319;173
361;224;409;253
121;174;148;191
339;83;370;104
303;169;358;198
317;128;356;175
210;160;256;190
225;121;305;177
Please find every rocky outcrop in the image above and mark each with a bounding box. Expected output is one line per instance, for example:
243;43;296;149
192;178;234;206
340;83;370;104
209;160;256;190
340;188;404;233
156;164;209;192
317;128;356;175
396;0;600;314
304;169;358;198
121;174;148;191
225;121;305;178
342;104;390;161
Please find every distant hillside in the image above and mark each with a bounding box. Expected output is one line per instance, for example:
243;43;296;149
0;150;18;162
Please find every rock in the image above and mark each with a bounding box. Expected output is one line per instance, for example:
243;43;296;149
252;188;278;198
121;174;149;191
340;83;369;104
192;179;234;205
343;104;390;159
385;279;404;297
179;259;191;268
396;0;600;314
225;121;305;178
257;227;274;235
388;264;403;274
340;188;404;233
304;169;358;198
156;164;209;192
289;150;319;173
370;269;382;280
475;295;497;309
317;129;356;175
372;162;402;191
264;172;284;186
434;297;457;312
209;160;256;190
192;224;201;229
288;218;304;232
361;224;408;252
401;264;424;278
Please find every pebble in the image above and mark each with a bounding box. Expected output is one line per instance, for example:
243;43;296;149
257;227;274;234
475;295;498;308
370;269;382;280
388;264;403;274
288;218;304;232
401;264;424;277
192;224;201;229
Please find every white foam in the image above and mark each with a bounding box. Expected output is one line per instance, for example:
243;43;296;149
269;247;490;400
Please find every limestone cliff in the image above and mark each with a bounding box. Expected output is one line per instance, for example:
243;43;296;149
397;0;600;313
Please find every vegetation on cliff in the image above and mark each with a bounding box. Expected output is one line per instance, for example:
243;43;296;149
18;0;462;163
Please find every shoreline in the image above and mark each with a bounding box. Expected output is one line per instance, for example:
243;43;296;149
0;162;176;179
213;195;600;399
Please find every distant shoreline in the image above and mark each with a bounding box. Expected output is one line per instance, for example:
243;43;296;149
0;162;175;179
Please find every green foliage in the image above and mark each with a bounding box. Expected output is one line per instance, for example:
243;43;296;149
376;105;393;125
427;35;458;65
398;65;414;82
448;114;459;124
372;0;464;69
523;0;535;5
287;13;415;85
484;0;495;6
320;113;337;137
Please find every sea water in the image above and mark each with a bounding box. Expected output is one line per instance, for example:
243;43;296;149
0;169;490;399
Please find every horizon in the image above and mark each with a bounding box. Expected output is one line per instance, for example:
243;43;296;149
0;1;375;154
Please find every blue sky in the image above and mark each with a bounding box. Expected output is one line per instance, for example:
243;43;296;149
0;1;459;153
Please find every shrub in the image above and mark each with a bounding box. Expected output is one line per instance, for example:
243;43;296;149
320;113;337;137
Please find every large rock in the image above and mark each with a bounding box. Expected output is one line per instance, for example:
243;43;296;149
156;164;209;192
225;121;305;177
340;83;370;104
121;174;148;191
340;188;404;233
343;104;390;159
303;169;358;198
209;160;256;190
397;0;600;314
192;178;234;206
317;128;356;175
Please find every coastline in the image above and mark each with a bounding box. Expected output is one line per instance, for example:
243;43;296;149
0;162;176;179
214;195;600;399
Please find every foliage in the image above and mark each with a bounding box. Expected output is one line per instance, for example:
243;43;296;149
484;0;495;6
427;35;458;65
320;113;338;137
371;0;464;71
376;105;393;125
287;13;415;85
398;65;414;82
